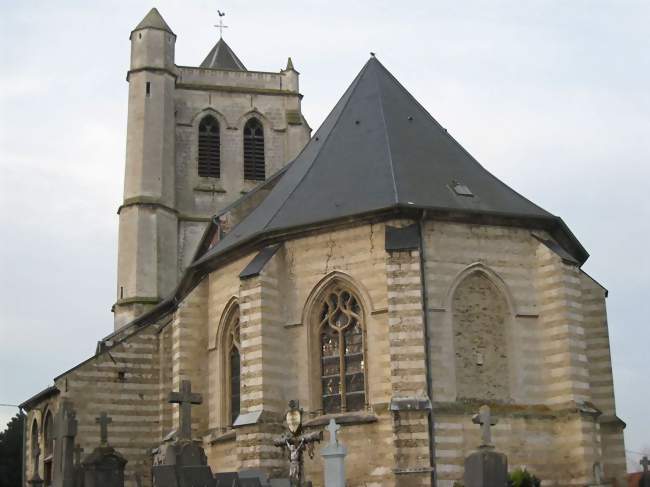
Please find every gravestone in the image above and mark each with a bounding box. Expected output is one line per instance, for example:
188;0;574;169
640;456;650;487
152;380;215;487
320;420;346;487
82;412;127;487
214;472;240;487
53;402;78;487
463;405;507;487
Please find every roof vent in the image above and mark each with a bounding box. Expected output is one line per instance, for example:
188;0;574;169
452;181;474;197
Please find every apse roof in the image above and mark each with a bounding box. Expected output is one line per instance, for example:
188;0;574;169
194;56;586;267
200;38;247;71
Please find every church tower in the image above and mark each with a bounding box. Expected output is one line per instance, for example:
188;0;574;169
114;8;310;329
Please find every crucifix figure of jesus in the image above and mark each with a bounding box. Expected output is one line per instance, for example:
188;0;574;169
472;404;497;448
168;379;202;440
95;412;112;446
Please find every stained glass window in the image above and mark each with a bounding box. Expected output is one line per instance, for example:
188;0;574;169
227;311;241;425
319;288;366;414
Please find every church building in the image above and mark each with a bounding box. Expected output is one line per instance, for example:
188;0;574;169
20;8;627;487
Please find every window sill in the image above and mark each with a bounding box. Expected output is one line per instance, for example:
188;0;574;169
194;182;226;193
303;410;378;428
204;428;236;445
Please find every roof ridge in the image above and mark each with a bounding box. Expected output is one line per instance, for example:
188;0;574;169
373;59;400;205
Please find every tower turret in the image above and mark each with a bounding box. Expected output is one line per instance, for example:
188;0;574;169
114;8;178;329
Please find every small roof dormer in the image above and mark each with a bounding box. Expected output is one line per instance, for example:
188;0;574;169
200;38;247;71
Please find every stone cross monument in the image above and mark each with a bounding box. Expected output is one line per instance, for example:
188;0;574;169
28;444;43;487
464;405;507;487
321;419;347;487
82;412;127;487
96;412;112;446
168;379;202;440
472;405;497;448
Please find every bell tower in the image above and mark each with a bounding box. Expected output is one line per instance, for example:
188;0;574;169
114;8;178;329
113;8;311;330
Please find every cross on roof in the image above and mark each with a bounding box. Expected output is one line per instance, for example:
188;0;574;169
326;419;341;446
641;456;649;473
73;444;84;466
95;412;112;446
214;9;228;38
168;380;202;440
472;405;497;447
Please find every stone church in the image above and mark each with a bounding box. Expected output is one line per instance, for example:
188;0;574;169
20;7;627;487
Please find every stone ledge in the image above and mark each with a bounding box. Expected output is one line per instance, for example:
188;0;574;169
303;411;378;428
194;183;226;194
204;428;236;444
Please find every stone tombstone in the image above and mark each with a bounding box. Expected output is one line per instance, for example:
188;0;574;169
53;402;78;487
152;380;215;487
214;472;240;487
640;456;650;487
82;412;127;487
320;419;346;487
463;405;508;487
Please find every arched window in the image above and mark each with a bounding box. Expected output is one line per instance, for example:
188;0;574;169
243;118;265;180
225;306;241;425
43;411;54;484
198;115;221;178
30;419;39;474
318;286;366;414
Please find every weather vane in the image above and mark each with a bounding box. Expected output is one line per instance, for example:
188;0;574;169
214;10;228;38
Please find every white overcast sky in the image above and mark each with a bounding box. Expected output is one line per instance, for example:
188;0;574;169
1;0;648;471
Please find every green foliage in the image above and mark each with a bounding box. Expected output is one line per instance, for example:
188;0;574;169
0;413;24;487
508;467;541;487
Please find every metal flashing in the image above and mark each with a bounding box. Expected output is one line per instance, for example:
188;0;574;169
385;224;420;251
239;244;281;279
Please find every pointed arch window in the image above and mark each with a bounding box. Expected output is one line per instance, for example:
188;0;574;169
30;419;39;475
43;411;54;485
226;307;241;425
198;115;221;178
318;287;366;414
243;118;265;180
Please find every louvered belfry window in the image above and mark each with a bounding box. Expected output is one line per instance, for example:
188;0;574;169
198;115;220;178
319;287;366;414
243;118;265;180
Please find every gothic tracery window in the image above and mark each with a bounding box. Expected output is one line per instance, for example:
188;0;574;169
226;308;241;425
319;287;366;414
243;118;265;180
198;115;221;178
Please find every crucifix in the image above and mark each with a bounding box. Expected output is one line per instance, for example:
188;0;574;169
31;443;41;480
168;379;202;440
642;456;649;473
273;400;322;487
214;10;228;38
73;444;84;467
95;412;112;446
325;419;341;447
472;404;497;448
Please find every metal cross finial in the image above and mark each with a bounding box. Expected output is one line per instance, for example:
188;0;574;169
95;412;112;446
73;444;84;466
214;10;228;38
326;419;341;446
168;380;202;440
472;404;497;447
641;456;650;473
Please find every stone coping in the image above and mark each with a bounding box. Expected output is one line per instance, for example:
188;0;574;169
303;411;378;428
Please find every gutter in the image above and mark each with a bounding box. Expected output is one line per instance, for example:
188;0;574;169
418;211;437;487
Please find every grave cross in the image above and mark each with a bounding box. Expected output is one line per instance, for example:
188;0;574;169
32;443;41;475
168;380;202;440
73;444;84;466
326;418;341;446
95;412;112;446
472;404;497;447
642;456;649;473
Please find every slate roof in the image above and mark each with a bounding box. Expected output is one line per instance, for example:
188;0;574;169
200;38;247;71
194;56;586;267
132;8;174;35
